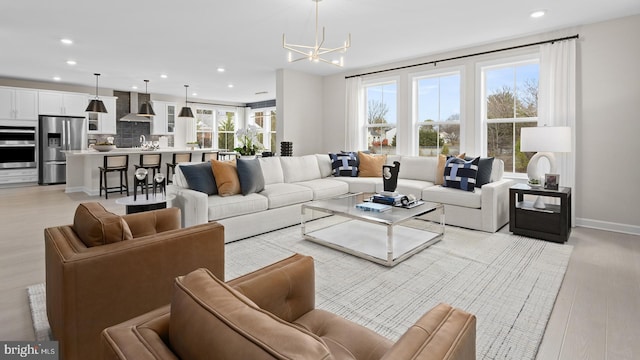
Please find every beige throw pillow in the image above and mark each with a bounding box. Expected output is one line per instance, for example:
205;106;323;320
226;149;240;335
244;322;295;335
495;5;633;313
211;159;241;196
358;152;387;177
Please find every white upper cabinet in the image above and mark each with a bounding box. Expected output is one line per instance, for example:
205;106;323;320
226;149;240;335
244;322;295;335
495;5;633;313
0;87;38;120
39;91;89;117
151;101;176;135
87;96;117;134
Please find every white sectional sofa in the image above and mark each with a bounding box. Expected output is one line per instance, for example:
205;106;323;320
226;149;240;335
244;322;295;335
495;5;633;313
169;154;513;243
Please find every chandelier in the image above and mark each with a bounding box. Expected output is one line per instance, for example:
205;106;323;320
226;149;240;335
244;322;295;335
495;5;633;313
282;0;351;67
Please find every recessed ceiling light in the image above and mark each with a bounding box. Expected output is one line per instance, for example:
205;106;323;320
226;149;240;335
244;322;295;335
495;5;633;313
192;92;198;97
160;74;168;79
530;10;546;18
60;38;73;45
217;67;225;73
227;84;234;88
53;76;61;81
132;85;138;90
66;60;77;65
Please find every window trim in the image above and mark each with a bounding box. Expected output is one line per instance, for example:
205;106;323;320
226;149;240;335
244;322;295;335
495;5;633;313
362;76;399;154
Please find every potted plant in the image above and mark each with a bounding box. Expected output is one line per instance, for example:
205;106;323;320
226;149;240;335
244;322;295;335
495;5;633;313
234;124;263;157
186;141;199;150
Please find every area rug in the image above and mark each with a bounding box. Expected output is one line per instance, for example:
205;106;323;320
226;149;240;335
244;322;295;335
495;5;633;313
29;218;572;359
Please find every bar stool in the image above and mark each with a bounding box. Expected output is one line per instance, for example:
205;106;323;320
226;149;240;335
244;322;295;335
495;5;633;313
135;153;162;190
201;151;219;162
166;152;192;184
99;155;129;199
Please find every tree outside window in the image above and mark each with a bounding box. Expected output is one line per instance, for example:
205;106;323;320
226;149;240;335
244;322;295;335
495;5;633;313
365;82;397;154
484;62;538;173
217;112;236;151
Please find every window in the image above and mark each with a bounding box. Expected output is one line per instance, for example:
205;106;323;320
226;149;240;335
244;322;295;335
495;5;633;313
195;107;238;150
482;60;539;173
364;81;397;154
414;71;461;157
251;107;277;151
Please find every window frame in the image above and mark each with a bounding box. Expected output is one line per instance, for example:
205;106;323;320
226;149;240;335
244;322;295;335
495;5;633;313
194;105;239;150
410;66;464;157
250;106;277;151
477;54;540;176
362;77;399;154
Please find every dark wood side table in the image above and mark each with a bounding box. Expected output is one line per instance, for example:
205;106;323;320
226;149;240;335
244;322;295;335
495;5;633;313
509;183;571;243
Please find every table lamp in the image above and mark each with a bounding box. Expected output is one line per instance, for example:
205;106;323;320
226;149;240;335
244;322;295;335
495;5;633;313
520;125;571;208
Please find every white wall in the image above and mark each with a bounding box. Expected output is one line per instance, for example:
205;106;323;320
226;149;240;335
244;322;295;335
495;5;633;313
276;69;324;155
319;15;640;234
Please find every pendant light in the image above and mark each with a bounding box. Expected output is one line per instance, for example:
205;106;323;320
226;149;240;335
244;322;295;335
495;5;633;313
138;79;156;117
85;73;107;113
178;85;194;118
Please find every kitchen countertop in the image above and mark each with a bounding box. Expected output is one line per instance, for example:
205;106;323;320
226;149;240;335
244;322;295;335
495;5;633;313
63;148;225;156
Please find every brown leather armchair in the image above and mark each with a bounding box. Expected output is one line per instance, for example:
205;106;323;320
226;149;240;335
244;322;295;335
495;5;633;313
101;254;476;360
45;202;225;360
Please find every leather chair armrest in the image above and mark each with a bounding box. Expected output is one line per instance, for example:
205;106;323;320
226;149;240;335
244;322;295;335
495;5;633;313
122;207;181;237
227;254;315;323
381;303;476;360
101;306;177;360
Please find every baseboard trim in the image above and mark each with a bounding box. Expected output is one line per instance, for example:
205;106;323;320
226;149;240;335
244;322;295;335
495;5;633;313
576;217;640;236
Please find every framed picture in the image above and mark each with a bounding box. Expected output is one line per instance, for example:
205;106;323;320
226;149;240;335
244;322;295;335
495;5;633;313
545;173;559;190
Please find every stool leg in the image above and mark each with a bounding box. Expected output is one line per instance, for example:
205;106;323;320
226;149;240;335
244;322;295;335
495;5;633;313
125;170;129;196
99;170;103;197
104;170;109;199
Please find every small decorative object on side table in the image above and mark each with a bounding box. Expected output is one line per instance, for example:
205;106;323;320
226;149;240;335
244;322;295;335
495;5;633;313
133;168;149;201
509;183;571;243
153;173;166;196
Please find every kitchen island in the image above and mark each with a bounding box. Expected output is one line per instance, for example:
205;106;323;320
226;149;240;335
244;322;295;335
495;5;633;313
63;148;223;195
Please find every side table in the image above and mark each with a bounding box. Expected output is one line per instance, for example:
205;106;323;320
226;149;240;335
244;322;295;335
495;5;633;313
509;183;571;243
115;194;175;214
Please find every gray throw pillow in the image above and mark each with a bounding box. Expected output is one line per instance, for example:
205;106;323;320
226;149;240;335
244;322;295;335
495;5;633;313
465;156;494;187
237;158;265;195
179;162;217;195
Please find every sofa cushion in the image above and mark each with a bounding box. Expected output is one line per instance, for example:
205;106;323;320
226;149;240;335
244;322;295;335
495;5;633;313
315;154;333;178
333;176;380;193
295;179;350;200
178;162;217;195
443;157;479;192
237;157;265;195
73;202;133;247
280;155;322;183
211;159;241;196
169;268;332;360
422;186;482;208
259;157;284;185
389;179;435;198
466;156;494;187
397;156;439;183
329;152;358;177
207;193;268;220
358;151;386;177
259;183;314;209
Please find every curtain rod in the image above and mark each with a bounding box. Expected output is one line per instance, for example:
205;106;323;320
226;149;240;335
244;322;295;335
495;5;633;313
345;34;579;79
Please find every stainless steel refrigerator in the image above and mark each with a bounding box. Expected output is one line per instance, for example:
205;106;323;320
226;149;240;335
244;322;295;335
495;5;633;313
38;115;86;184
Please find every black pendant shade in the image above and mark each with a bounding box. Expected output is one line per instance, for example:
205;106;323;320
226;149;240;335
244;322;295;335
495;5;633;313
178;84;194;118
85;73;108;113
138;79;156;117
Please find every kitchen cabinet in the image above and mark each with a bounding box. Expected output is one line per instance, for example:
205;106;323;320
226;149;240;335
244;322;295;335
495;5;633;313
0;168;37;185
151;101;176;135
87;96;117;134
0;87;38;120
39;91;89;117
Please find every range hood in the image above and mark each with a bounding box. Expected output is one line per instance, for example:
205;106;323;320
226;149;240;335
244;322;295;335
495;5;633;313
120;92;152;122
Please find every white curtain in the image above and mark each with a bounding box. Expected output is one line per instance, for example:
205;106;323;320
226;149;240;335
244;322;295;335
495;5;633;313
538;39;576;225
344;77;363;151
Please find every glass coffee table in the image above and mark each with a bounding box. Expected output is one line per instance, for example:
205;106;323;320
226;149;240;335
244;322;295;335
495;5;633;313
301;193;444;267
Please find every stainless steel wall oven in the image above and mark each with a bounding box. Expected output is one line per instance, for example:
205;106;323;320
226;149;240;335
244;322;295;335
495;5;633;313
0;125;36;169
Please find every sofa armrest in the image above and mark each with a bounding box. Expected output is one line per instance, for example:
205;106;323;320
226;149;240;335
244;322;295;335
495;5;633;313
168;184;209;227
480;178;514;232
101;305;176;360
122;207;181;237
381;303;476;360
227;254;315;323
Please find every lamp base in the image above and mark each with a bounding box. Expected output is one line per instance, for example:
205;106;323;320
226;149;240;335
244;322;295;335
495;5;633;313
533;196;546;209
526;152;557;182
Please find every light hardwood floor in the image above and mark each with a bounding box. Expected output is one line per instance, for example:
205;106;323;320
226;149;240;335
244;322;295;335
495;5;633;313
1;184;638;359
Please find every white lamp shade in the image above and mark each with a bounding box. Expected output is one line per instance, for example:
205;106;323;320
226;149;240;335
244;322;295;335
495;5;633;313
520;126;571;153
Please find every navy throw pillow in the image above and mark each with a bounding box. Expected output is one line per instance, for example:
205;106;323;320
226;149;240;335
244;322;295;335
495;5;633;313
329;152;358;177
443;157;479;192
236;157;265;195
179;162;217;195
465;156;494;187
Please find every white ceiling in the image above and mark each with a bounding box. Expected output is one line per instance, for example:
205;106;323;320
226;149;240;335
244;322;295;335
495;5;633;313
1;0;638;104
